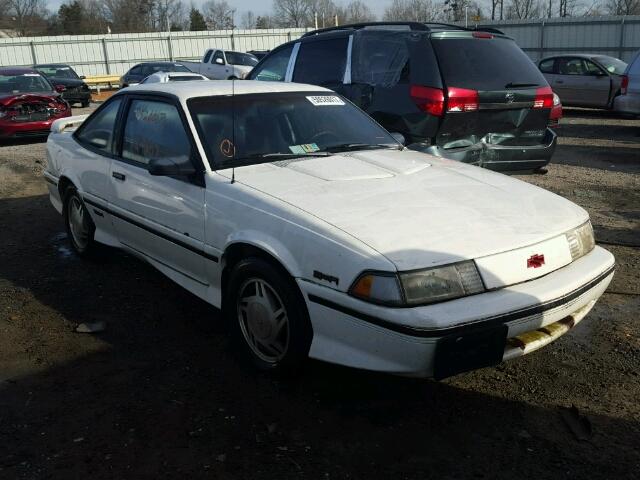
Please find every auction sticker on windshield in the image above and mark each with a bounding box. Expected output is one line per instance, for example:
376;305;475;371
306;95;345;106
289;143;320;154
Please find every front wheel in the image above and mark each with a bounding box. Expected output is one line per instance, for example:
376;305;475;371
63;186;98;257
225;258;312;374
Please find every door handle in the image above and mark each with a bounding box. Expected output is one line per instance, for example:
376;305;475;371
112;171;126;181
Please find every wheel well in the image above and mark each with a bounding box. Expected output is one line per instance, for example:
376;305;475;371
221;243;293;299
57;176;74;200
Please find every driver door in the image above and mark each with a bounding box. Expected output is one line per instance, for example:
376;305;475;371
107;95;209;285
209;50;231;79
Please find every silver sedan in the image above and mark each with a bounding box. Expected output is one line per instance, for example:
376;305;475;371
538;54;627;109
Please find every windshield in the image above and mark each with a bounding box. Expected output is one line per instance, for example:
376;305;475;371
593;56;627;75
432;35;547;91
0;73;53;94
225;52;259;67
37;65;79;80
188;92;399;168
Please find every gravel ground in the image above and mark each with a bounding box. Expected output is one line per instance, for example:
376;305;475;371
0;106;639;479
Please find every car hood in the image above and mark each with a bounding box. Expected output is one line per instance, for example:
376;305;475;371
0;92;61;106
231;150;588;270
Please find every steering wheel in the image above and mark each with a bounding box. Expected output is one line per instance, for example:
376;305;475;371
310;130;341;145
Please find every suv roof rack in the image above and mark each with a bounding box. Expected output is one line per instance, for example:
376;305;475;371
301;21;503;38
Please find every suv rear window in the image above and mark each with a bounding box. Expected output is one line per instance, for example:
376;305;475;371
293;37;348;86
432;36;546;91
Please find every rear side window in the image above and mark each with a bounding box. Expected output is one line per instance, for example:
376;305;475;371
293;38;348;86
250;45;293;81
352;32;410;87
539;59;555;74
75;97;122;153
122;99;191;166
432;36;547;91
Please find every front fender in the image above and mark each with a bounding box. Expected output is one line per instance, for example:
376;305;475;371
223;230;304;279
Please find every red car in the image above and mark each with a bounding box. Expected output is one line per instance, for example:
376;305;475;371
0;67;71;140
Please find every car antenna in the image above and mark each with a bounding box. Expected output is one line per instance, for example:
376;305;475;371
231;78;235;184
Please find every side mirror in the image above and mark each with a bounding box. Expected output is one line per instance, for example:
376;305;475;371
148;156;197;177
215;57;225;65
54;84;66;92
390;132;405;145
80;75;86;79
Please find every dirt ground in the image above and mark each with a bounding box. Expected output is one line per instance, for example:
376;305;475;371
0;106;639;479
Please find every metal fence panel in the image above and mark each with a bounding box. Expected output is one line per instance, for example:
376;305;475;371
0;28;308;76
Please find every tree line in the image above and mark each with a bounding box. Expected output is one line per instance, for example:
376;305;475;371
0;0;638;37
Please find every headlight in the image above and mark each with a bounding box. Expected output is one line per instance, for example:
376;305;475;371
566;221;595;261
349;261;485;306
400;261;484;305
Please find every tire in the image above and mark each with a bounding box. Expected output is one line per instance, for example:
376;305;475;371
81;100;90;108
225;257;313;374
228;76;238;80
63;186;98;258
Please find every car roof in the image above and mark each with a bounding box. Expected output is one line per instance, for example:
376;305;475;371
121;80;331;99
34;63;72;68
0;67;41;75
137;61;186;66
540;53;606;61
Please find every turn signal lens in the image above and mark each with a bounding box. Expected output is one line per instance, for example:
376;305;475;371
349;273;403;305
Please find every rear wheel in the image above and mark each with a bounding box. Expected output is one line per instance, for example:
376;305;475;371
225;257;312;374
81;100;90;108
63;186;98;257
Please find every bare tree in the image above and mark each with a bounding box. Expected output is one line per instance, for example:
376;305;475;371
383;0;441;22
7;0;48;35
343;0;375;22
202;0;235;29
604;0;640;14
272;0;310;27
154;0;188;31
102;0;156;33
507;0;539;18
240;10;256;28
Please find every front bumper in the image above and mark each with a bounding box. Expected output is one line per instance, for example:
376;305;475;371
62;90;91;105
0;116;68;138
415;127;557;173
300;246;614;378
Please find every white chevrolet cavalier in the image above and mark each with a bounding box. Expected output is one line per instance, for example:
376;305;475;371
44;82;614;379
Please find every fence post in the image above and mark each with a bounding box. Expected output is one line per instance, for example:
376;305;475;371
230;30;235;50
539;20;545;61
618;17;625;60
167;35;174;61
101;38;111;75
29;41;37;64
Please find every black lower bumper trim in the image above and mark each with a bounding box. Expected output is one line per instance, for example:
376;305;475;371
308;264;614;338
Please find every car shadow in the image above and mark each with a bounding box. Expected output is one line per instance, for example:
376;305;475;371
0;193;638;479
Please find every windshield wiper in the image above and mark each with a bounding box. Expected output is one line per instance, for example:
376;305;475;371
233;151;332;164
323;143;402;153
504;82;539;89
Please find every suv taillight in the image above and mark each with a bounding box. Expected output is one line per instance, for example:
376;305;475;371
533;86;554;108
410;85;444;117
447;87;479;112
621;75;629;95
410;85;480;116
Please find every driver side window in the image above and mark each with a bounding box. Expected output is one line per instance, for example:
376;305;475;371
121;99;192;167
213;50;225;64
75;97;122;154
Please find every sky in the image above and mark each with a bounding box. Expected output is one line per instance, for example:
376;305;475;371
44;0;391;19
